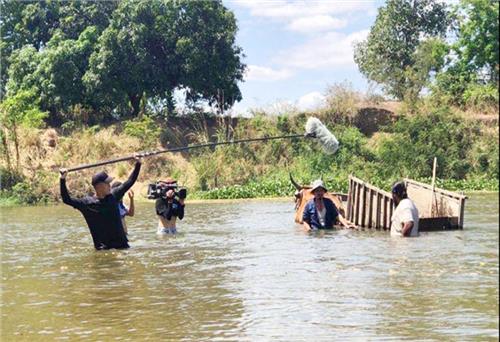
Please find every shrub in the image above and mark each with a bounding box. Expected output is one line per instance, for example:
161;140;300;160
377;109;480;179
124;115;161;149
463;83;499;113
323;81;362;124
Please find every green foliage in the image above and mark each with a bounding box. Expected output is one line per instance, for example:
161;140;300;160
0;90;48;169
2;0;244;123
0;90;47;129
462;83;499;111
123;115;161;149
377;110;479;179
83;0;245;117
404;38;449;106
354;0;449;100
0;0;118;101
455;0;499;84
0;167;50;206
433;0;499;106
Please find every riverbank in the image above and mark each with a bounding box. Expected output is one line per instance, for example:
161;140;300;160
1;104;498;206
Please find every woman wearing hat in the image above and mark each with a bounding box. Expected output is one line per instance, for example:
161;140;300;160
302;179;355;231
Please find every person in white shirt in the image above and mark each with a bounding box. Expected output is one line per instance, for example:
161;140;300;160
390;181;419;237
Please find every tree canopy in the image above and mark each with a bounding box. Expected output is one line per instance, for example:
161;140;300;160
354;0;449;100
1;0;245;124
354;0;499;107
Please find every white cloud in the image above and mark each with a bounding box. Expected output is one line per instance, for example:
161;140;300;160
245;64;293;81
287;15;347;33
275;29;369;69
236;0;373;19
296;91;325;111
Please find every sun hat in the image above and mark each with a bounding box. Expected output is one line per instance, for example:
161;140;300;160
310;179;327;192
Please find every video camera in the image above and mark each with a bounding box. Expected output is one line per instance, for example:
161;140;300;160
147;180;187;200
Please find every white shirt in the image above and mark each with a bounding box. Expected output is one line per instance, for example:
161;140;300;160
391;198;419;237
318;206;326;227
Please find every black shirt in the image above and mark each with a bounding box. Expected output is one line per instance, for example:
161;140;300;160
60;162;141;250
155;198;184;220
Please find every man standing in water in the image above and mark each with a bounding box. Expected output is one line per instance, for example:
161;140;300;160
302;179;354;231
155;178;185;234
390;181;419;237
59;156;142;249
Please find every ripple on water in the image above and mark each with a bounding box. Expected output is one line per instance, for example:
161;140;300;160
1;195;498;340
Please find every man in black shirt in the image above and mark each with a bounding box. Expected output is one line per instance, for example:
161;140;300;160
59;157;141;250
155;178;185;234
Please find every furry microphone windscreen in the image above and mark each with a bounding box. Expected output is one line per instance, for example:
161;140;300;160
305;117;339;154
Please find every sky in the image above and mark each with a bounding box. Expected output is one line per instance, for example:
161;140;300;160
222;0;385;115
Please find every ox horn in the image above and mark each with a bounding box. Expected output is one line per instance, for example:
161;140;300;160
289;172;302;191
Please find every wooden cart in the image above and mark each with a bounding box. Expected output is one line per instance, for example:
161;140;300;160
346;175;467;231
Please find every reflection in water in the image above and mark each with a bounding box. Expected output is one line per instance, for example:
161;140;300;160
1;194;498;340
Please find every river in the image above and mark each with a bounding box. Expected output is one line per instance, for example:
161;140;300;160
1;193;498;341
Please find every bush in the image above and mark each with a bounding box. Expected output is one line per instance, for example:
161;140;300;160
0;167;24;189
323;81;362;124
463;83;499;113
377;109;480;179
124;115;161;149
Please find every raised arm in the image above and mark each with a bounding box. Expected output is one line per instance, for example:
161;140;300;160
112;159;141;199
59;169;85;209
126;190;135;217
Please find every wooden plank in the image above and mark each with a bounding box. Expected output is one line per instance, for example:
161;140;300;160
354;182;360;225
404;178;467;200
376;193;381;229
350;175;393;197
350;181;355;222
368;189;373;228
383;197;388;229
387;198;394;229
346;178;352;221
361;184;367;227
459;198;465;228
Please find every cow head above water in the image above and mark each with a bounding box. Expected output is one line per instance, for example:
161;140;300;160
290;173;345;224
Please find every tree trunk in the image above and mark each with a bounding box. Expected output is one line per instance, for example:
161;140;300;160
0;128;12;170
129;93;142;117
12;124;20;171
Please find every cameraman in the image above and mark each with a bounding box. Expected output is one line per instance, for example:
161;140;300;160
155;178;185;234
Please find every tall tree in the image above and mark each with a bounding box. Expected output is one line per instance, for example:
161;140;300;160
84;0;245;117
1;0;117;98
354;0;449;100
455;0;499;84
0;90;47;170
434;0;499;106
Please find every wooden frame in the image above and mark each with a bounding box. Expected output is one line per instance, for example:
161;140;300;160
346;175;467;231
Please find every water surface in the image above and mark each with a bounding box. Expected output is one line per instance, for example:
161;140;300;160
1;194;498;341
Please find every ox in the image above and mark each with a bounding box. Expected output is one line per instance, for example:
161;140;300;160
290;174;347;224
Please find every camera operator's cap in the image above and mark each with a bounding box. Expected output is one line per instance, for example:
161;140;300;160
310;179;327;193
162;177;177;184
91;171;114;186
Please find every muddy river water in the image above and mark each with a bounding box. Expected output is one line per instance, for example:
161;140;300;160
1;193;498;340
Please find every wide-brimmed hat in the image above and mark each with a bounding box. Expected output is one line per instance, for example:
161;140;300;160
310;179;327;192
